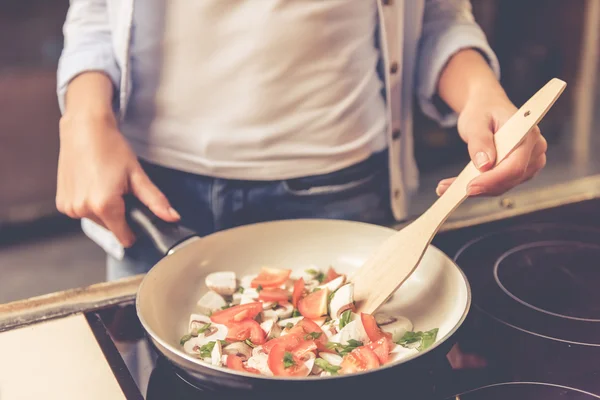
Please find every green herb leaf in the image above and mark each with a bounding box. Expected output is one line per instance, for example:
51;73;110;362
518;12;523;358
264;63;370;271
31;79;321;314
221;303;232;310
306;269;318;275
418;328;439;351
326;340;363;356
292;309;301;318
315;358;341;374
339;309;352;329
256;285;263;292
196;323;211;335
396;328;439;351
283;352;296;369
315;272;326;283
180;334;193;346
244;339;255;348
197;341;217;358
235;287;244;294
312;287;322;293
285;322;294;330
304;332;323;340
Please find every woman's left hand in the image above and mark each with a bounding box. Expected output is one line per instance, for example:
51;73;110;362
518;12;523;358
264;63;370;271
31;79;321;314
435;93;547;197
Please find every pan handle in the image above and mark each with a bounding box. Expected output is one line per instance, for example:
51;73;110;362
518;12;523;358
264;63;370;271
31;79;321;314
124;195;197;255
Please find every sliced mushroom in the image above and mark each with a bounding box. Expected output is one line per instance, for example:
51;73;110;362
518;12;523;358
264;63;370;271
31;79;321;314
321;320;339;339
196;291;227;315
222;342;253;361
316;275;345;293
319;353;343;366
380;316;413;342
259;319;281;339
301;353;316;377
310;318;327;327
260;309;279;322
333;319;369;345
329;283;354;318
261;301;276;310
211;340;223;366
277;316;304;328
246;352;273;376
373;312;397;326
239;274;257;289
273;302;294;319
388;344;419;364
188;314;228;343
183;336;203;355
205;271;237;296
188;314;211;332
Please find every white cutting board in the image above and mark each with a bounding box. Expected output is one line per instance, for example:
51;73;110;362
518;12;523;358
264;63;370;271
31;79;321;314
0;314;126;400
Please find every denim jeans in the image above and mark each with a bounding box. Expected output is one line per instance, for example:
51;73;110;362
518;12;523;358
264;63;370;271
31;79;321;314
107;150;393;280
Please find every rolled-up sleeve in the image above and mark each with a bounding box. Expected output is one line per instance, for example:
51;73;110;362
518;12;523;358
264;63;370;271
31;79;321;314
57;0;120;114
416;0;501;127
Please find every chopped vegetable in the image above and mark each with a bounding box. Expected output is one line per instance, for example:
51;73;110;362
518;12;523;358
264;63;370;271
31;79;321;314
196;323;211;335
283;352;296;368
315;358;342;374
326;339;363;356
197;340;227;358
180;334;193;345
396;328;439;351
304;332;322;340
183;266;438;377
339;310;352;329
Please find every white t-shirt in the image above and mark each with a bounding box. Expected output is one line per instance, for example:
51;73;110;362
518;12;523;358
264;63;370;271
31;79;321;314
122;0;388;180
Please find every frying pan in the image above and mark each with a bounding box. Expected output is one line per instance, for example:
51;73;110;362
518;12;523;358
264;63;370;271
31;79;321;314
128;198;471;395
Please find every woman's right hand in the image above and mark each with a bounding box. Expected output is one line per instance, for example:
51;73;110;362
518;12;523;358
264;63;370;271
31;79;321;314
55;112;180;247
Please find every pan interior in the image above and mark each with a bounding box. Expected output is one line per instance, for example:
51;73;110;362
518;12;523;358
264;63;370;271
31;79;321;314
137;219;470;376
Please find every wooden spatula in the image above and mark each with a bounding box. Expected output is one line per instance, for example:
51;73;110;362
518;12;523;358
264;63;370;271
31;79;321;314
351;78;567;315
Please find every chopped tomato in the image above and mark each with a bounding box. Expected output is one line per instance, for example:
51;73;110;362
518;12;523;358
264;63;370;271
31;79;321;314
251;267;291;288
226;355;260;374
292;340;318;360
267;344;309;377
339;346;380;374
366;337;391;364
262;332;306;354
292;278;305;308
298;288;329;319
258;287;290;302
210;302;263;324
288;318;328;350
324;267;343;283
226;320;266;344
361;313;393;345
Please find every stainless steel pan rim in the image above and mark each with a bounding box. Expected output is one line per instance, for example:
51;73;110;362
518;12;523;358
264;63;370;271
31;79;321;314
134;218;472;382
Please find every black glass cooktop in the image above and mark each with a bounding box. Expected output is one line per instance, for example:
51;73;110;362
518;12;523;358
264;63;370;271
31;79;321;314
86;199;600;399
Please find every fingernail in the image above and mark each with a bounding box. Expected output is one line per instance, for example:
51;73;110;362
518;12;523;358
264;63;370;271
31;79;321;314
475;152;490;169
467;185;484;196
436;184;448;196
168;207;181;219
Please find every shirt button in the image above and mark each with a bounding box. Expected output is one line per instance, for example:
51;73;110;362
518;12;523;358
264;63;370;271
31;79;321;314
382;0;393;5
390;62;399;74
394;189;401;199
392;129;401;140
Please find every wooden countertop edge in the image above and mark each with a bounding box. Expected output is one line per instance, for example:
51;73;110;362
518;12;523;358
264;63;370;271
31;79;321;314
1;174;600;333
